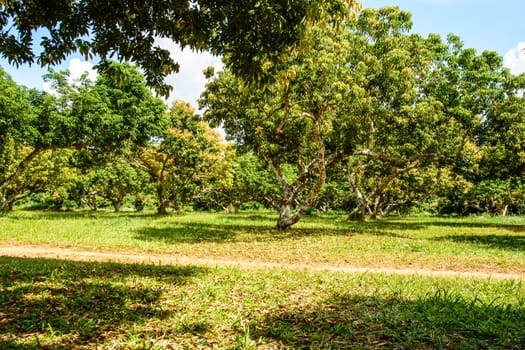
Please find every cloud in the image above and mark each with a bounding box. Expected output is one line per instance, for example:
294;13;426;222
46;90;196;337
68;58;97;82
43;58;97;94
155;38;223;110
503;42;525;75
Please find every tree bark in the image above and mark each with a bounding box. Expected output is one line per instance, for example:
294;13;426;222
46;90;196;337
157;201;169;215
233;202;241;214
268;117;328;230
276;202;301;230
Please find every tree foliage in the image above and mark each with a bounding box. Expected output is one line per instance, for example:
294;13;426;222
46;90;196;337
201;7;489;227
0;0;360;96
1;5;524;221
130;100;231;214
0;62;166;212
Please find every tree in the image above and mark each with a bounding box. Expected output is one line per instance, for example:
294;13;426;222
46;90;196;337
432;40;525;216
20;149;81;211
344;158;443;219
201;29;355;229
0;62;167;212
201;7;480;229
0;0;360;96
86;161;149;212
196;151;278;213
0;68;43;211
130;100;230;214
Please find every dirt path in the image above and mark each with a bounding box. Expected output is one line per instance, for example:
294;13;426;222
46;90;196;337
1;244;523;280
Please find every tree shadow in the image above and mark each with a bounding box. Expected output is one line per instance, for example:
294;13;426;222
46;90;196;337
350;217;525;231
434;234;525;252
134;223;241;243
133;219;486;245
251;292;525;349
7;210;160;221
0;256;208;348
419;219;525;233
134;221;365;244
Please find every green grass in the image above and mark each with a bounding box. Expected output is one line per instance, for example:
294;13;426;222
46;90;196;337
1;210;524;273
0;257;523;349
1;210;524;348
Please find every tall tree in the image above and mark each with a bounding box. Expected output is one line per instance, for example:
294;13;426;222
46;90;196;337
0;62;167;212
130;100;230;214
196;151;278;213
429;36;525;216
0;0;360;95
201;7;485;228
201;27;356;229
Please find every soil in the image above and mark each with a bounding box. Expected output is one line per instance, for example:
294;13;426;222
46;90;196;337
0;244;523;280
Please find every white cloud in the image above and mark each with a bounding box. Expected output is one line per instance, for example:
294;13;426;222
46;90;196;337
155;38;223;110
68;58;97;82
43;58;97;94
504;42;525;75
41;46;222;110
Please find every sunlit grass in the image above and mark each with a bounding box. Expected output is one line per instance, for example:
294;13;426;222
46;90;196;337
1;210;524;274
1;210;524;348
1;256;523;349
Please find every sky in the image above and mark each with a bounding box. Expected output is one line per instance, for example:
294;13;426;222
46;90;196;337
1;0;524;110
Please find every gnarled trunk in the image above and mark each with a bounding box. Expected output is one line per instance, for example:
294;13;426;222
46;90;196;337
276;202;299;230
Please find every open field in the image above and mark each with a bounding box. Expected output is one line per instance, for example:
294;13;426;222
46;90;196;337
1;210;524;275
1;210;524;348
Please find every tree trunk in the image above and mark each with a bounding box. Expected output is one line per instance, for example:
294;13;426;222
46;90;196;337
157;201;169;215
0;193;17;213
112;200;122;212
156;184;169;215
276;202;301;230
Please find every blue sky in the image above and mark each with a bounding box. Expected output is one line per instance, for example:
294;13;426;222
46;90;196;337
1;0;524;108
366;0;524;57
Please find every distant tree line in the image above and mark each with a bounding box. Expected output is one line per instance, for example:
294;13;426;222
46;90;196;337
1;7;524;230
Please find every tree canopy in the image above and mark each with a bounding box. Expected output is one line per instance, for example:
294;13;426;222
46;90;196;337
0;62;167;212
1;5;523;222
200;6;521;228
0;0;360;96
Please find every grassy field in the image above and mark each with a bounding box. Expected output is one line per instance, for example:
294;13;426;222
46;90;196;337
1;210;524;348
1;210;524;273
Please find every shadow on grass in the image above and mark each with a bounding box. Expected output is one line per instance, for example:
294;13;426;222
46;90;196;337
134;224;241;243
133;218;525;247
349;217;525;233
434;234;525;252
134;222;362;244
251;292;525;349
8;210;160;221
223;214;279;224
0;256;208;349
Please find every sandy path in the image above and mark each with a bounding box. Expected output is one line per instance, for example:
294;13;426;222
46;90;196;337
0;244;523;280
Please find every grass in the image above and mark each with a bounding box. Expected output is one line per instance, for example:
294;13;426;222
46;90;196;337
1;256;524;349
1;210;524;274
0;210;524;348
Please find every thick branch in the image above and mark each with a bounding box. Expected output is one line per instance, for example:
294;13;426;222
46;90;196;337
0;146;52;194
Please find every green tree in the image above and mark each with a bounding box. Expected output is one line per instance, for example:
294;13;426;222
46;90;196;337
0;0;360;95
198;151;278;213
86;161;149;212
131;100;230;214
201;7;479;228
201;36;353;228
0;69;44;211
24;149;81;211
432;39;525;216
0;62;167;212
